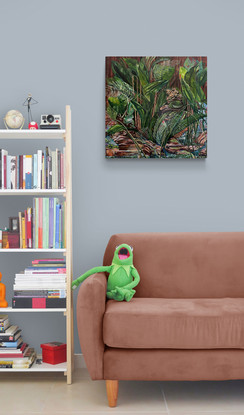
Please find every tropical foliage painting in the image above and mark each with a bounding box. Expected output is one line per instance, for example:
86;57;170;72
105;56;207;158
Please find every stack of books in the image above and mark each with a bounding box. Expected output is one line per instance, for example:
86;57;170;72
0;147;66;190
12;258;66;309
0;315;36;368
0;197;66;249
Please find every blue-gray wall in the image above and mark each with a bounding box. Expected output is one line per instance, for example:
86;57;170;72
0;0;243;353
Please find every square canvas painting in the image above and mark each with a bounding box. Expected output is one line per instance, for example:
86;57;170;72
105;56;207;158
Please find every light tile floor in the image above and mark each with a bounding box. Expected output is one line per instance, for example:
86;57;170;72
1;369;244;414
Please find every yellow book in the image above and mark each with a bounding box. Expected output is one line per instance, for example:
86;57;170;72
22;216;26;249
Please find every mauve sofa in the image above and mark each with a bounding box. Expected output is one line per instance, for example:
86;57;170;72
77;232;244;407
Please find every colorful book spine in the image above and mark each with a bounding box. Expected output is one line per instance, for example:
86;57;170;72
38;198;43;248
19;155;23;189
27;207;32;248
32;199;35;249
12;297;66;309
49;198;54;248
25;155;32;189
22;216;26;249
17;156;20;189
55;203;60;249
19;212;22;249
35;198;38;249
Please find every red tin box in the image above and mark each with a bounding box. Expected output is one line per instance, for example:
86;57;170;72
40;342;66;365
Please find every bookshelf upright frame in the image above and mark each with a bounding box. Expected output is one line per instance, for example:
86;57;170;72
0;105;73;384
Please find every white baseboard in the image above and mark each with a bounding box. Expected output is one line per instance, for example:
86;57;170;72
74;353;86;369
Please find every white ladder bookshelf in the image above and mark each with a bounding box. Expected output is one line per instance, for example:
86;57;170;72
0;106;73;384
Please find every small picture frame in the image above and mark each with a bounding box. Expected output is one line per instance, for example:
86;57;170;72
9;217;19;233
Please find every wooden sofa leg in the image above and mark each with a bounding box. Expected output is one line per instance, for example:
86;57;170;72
106;380;119;407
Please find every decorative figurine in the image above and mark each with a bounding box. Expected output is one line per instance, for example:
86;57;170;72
72;244;140;302
28;121;38;130
0;272;8;307
23;93;38;126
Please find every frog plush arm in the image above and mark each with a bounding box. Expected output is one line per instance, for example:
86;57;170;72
72;266;112;290
124;267;140;291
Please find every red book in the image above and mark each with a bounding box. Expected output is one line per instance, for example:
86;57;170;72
0;343;28;358
3;155;7;189
38;198;43;248
8;232;20;248
32;258;65;264
24;210;27;249
19;155;23;189
27;207;32;248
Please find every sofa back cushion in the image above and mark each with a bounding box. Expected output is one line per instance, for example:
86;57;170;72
103;232;244;298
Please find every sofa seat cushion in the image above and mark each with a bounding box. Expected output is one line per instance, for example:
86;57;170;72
103;298;244;349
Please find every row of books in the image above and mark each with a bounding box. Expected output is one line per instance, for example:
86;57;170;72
0;147;66;189
0;198;66;249
0;315;36;368
12;258;67;309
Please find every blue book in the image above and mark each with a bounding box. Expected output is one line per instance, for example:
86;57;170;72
25;172;32;189
0;339;22;348
55;204;60;248
25;266;66;271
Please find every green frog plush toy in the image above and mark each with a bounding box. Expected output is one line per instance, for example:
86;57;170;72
72;243;140;301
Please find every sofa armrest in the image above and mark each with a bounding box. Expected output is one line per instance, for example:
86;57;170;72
76;272;107;380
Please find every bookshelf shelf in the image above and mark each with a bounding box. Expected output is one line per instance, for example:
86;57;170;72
0;189;66;195
0;359;67;372
0;249;66;252
0;129;66;140
0;307;66;313
0;107;73;383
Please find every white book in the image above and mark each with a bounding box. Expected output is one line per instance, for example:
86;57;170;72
7;155;11;189
37;150;42;189
15;277;66;282
14;284;67;290
55;149;58;189
10;156;17;189
63;147;66;189
51;150;56;189
15;273;67;278
1;149;8;189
